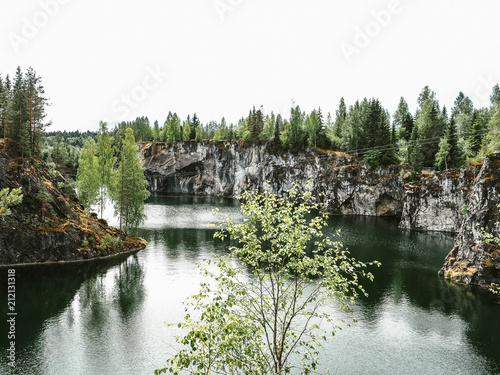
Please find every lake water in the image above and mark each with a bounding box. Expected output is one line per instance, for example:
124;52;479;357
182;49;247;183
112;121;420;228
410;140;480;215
1;196;499;374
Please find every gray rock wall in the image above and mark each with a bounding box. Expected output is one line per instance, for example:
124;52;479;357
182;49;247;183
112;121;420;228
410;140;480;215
140;141;500;288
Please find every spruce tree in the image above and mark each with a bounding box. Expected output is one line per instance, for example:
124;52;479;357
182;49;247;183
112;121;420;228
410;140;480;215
10;67;30;157
414;86;445;167
393;97;414;141
191;114;200;140
447;118;461;168
273;113;283;147
334;97;347;139
0;75;12;139
408;125;423;172
250;107;264;142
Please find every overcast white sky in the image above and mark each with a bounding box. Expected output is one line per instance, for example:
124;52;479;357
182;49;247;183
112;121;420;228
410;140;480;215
1;0;499;132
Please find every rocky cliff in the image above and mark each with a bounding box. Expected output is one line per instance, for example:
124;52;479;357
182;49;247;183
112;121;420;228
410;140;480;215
140;141;405;216
140;141;500;289
0;148;147;265
438;156;500;288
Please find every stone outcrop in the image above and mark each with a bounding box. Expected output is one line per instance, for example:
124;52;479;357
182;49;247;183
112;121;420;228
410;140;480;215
140;141;405;217
0;150;147;265
438;156;500;288
140;141;500;288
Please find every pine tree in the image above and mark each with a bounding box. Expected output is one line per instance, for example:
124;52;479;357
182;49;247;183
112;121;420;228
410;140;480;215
333;97;347;149
281;105;305;151
316;107;328;148
273;113;283;147
0;76;6;138
9;67;30;157
111;128;150;232
345;101;363;155
0;187;22;217
468;108;488;154
359;99;394;165
25;67;50;156
490;84;500;108
250;106;264;142
191;114;200;140
393;97;414;141
452;91;474;138
0;75;12;139
408;125;423;172
447;118;461;168
414;86;445;167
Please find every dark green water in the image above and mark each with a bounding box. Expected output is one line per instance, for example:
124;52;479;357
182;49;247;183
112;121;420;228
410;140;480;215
1;196;499;374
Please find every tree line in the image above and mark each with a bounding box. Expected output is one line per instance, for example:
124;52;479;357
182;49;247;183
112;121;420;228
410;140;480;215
118;85;500;171
0;67;50;157
2;67;500;172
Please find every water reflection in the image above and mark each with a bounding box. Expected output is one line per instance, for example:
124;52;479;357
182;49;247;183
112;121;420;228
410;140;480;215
0;197;499;374
113;256;145;321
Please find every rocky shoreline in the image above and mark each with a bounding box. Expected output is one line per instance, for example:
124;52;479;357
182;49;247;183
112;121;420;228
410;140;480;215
0;150;147;266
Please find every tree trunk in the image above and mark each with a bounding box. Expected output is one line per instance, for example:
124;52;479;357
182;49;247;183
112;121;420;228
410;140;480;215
120;164;124;232
29;90;33;155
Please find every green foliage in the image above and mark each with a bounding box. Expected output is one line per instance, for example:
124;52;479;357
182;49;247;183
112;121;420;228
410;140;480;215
157;183;379;375
481;106;500;156
180;120;190;141
4;67;50;157
100;233;123;249
305;108;325;148
76;138;100;209
280;105;305;151
36;181;51;219
393;97;414;141
364;149;382;167
435;135;451;171
332;97;347;149
414;87;446;167
195;125;203;142
489;284;500;294
81;237;89;247
96;122;115;218
408;125;423;172
0;187;23;217
111;128;150;232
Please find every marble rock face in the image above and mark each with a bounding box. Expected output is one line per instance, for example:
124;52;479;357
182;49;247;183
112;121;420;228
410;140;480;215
140;141;500;288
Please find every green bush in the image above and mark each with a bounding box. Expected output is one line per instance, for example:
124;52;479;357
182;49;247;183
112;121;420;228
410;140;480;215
364;150;382;167
100;233;123;249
